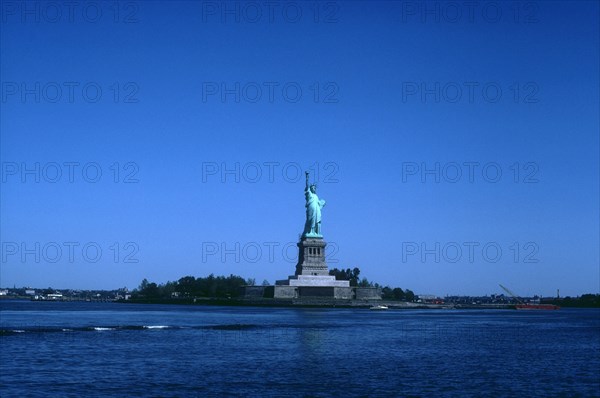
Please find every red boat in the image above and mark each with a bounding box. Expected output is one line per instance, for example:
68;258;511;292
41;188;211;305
515;304;560;310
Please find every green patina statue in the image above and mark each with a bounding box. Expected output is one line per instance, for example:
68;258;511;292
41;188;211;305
302;171;326;238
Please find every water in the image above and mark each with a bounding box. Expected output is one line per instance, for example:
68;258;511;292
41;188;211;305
1;300;599;397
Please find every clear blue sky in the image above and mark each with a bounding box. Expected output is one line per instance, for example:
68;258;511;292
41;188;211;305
1;1;598;296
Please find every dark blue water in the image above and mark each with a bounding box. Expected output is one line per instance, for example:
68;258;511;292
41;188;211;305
1;300;598;397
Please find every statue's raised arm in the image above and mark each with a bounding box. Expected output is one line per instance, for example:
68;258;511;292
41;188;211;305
305;171;310;192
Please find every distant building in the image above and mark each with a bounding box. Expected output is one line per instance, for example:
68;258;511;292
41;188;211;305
25;289;35;295
0;289;8;296
417;294;444;304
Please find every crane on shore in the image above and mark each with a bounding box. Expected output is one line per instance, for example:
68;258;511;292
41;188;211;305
499;284;524;304
498;284;560;310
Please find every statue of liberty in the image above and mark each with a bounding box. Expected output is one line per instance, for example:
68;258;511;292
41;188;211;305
303;171;326;238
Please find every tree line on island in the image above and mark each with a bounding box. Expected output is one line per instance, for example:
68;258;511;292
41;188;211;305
136;275;247;299
328;267;415;301
133;267;415;301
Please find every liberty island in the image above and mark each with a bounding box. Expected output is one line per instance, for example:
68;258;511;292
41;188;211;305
243;171;381;302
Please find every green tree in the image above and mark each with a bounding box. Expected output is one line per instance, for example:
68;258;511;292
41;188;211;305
42;287;55;295
138;279;149;292
350;267;360;286
143;282;160;298
393;288;405;300
382;286;394;300
329;267;361;286
161;281;177;298
178;276;196;296
358;277;373;287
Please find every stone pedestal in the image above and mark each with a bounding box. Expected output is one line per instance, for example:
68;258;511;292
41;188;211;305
295;237;328;276
274;236;350;299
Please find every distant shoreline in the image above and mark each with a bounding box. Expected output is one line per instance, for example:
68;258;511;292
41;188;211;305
2;296;598;308
120;298;460;309
119;298;550;310
120;298;600;309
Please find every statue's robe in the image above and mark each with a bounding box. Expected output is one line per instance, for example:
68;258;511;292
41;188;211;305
304;189;326;236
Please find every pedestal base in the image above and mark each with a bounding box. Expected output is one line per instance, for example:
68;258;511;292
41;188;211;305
273;285;354;299
274;275;351;299
276;275;350;287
